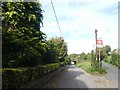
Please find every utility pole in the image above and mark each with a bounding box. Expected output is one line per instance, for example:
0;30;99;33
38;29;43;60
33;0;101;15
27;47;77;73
95;29;98;62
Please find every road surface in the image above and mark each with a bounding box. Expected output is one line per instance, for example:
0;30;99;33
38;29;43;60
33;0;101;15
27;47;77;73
43;65;115;88
102;61;118;88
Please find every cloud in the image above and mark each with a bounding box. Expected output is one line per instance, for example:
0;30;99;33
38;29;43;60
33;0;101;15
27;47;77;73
40;0;118;54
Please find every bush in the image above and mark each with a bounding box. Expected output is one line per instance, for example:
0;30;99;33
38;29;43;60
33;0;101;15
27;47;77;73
104;56;111;63
110;52;118;66
104;52;120;68
96;68;106;74
89;67;106;74
2;68;29;89
2;62;65;89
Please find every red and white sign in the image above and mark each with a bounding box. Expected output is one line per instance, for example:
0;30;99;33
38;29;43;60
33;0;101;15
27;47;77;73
96;39;103;45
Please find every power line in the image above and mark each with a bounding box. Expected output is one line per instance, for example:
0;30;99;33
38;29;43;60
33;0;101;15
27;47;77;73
50;0;63;37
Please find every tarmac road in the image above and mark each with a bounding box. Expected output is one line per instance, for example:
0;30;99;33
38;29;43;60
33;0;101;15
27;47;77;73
102;61;118;88
43;65;115;88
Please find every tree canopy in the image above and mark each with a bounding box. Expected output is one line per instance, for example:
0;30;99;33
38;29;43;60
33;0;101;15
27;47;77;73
44;37;68;64
2;2;47;67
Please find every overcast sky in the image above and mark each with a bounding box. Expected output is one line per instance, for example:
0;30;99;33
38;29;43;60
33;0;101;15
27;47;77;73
40;0;118;54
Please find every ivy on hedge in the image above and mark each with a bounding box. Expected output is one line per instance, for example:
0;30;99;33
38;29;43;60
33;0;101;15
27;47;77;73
2;62;65;89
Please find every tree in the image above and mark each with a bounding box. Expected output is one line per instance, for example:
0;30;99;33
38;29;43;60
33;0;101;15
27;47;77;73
68;54;78;59
79;52;87;60
110;52;118;65
2;1;47;67
86;53;91;60
44;37;68;64
91;50;96;67
103;45;111;56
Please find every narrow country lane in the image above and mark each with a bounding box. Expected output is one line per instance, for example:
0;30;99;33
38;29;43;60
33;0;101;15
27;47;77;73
102;61;118;88
42;65;114;88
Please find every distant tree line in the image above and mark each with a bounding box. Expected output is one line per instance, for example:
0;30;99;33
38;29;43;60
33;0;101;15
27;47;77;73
68;45;120;68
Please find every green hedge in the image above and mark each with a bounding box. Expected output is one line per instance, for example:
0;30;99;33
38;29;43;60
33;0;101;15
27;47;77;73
104;53;120;68
2;62;65;89
90;67;107;74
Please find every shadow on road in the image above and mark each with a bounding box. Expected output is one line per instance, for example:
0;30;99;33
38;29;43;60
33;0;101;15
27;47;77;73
43;65;89;88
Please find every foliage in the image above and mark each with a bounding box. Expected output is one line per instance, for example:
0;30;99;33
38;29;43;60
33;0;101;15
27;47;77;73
89;67;106;74
86;53;91;60
104;56;111;63
2;2;48;67
64;56;71;65
91;50;96;67
68;53;78;59
104;48;120;68
76;61;106;75
102;45;111;60
118;54;120;68
110;52;118;66
79;52;87;60
2;1;69;89
2;62;65;89
76;61;91;73
103;45;111;55
44;37;68;64
90;45;111;68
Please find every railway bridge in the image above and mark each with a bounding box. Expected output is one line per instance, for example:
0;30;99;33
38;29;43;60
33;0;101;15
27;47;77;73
70;58;78;64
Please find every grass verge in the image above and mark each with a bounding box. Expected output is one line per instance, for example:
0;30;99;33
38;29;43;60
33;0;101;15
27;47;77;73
76;61;107;75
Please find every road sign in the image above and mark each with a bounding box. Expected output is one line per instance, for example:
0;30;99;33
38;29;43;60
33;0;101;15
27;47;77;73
97;39;103;45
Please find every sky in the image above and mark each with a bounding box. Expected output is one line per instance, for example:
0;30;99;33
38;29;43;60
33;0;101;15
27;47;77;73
40;0;118;54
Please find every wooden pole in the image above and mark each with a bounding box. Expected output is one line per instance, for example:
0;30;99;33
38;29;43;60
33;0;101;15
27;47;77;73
95;29;98;62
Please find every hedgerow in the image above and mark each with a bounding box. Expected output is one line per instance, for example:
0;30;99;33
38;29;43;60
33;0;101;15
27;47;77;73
2;62;65;89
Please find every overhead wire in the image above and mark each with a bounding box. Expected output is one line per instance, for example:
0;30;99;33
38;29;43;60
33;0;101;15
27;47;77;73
50;0;63;37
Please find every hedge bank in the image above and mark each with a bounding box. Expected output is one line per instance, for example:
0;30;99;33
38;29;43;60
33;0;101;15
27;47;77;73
2;62;65;89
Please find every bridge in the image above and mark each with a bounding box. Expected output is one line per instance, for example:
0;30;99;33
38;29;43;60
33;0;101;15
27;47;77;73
70;58;78;64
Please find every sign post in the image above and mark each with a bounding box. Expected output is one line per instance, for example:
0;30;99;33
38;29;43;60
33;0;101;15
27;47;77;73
99;47;101;67
97;38;103;67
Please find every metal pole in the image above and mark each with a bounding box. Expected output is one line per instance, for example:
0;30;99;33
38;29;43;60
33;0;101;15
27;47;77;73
99;47;100;67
